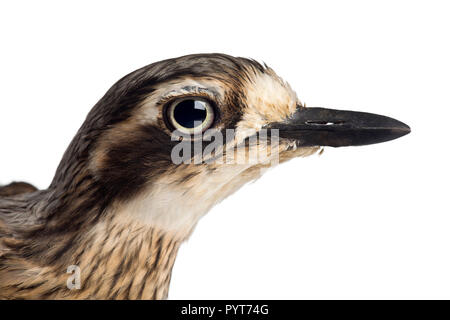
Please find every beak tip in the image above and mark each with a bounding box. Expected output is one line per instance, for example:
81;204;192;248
405;124;411;133
395;120;411;137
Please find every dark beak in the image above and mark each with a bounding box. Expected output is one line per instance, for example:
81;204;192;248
265;107;411;147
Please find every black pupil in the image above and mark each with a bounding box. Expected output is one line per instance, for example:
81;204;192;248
173;99;207;128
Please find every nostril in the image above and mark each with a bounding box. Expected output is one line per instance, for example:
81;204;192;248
305;120;346;126
306;120;327;125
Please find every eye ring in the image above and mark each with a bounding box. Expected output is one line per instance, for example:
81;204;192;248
165;97;215;135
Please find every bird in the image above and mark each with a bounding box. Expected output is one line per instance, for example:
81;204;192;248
0;53;410;299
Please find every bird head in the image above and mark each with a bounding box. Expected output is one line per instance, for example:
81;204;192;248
52;53;410;239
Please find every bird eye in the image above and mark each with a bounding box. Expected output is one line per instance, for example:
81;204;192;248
166;98;215;134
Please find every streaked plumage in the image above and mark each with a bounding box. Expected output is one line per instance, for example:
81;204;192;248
0;53;409;299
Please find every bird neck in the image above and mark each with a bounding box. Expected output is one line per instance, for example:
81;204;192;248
68;219;182;299
3;214;181;299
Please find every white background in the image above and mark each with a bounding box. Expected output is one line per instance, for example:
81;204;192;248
0;1;449;299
